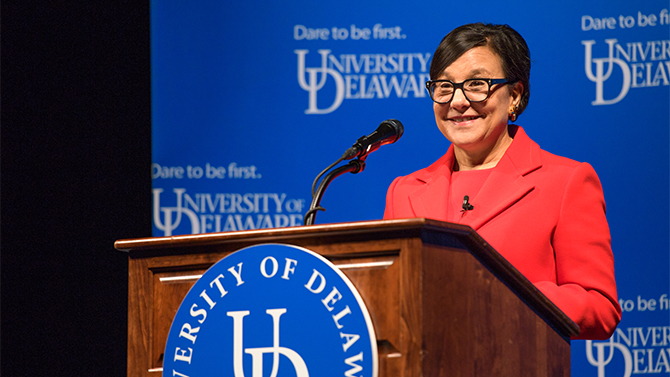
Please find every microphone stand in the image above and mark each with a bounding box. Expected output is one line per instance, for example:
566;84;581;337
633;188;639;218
303;158;366;226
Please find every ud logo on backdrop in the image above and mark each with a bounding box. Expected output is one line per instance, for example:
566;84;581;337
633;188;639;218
586;326;670;376
153;188;200;236
163;244;378;377
153;188;306;236
582;38;670;106
295;49;431;114
586;338;634;377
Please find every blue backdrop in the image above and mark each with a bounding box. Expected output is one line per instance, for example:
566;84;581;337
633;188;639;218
151;1;670;375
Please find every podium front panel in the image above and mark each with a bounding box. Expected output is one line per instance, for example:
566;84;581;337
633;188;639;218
119;219;574;377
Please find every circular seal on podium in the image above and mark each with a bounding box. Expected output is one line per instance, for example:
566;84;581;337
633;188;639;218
163;243;378;377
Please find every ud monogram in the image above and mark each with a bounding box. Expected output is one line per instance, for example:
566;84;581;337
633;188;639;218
295;49;345;115
586;338;633;377
582;39;631;106
153;188;200;236
163;244;378;377
228;309;309;377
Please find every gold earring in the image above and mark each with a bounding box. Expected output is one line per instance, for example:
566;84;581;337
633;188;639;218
509;104;519;122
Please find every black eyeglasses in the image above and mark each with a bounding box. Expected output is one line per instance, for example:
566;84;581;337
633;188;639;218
425;78;512;104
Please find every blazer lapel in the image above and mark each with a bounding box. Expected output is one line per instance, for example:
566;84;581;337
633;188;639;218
407;149;455;221
464;156;534;230
465;126;543;231
413;174;451;221
403;126;542;227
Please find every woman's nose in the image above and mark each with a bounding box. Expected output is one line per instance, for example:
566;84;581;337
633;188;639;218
450;87;470;109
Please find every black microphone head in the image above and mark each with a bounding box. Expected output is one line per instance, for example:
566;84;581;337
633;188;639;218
380;119;404;144
344;119;405;160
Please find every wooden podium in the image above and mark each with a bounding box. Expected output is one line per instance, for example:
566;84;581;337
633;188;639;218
115;218;578;376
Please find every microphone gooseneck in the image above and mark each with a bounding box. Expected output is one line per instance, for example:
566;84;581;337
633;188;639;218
305;119;404;226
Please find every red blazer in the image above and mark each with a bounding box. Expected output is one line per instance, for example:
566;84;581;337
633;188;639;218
384;125;621;340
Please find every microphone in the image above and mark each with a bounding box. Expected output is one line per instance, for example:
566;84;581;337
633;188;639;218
462;195;474;212
342;119;404;160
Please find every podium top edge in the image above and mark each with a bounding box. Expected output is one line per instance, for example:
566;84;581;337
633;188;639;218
114;218;474;252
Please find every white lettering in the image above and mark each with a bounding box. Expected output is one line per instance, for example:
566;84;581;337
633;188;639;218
340;332;360;352
209;274;228;297
271;193;287;212
282;258;298;280
296;49;431;114
322;287;343;311
294;24;330;40
199;290;216;310
228;263;244;286
304;269;326;294
178;323;199;344
152;163;185;179
589;327;670;375
581;15;616;31
190;303;207;324
260;256;279;278
174;347;193;364
344;352;364;377
332;305;352;329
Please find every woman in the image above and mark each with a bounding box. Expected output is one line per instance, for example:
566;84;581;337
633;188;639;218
383;23;620;340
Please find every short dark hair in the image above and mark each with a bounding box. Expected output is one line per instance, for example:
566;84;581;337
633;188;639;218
429;23;531;116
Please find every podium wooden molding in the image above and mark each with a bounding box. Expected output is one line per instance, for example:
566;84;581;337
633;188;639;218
115;218;578;376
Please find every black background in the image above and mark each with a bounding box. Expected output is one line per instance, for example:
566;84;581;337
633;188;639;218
2;1;151;374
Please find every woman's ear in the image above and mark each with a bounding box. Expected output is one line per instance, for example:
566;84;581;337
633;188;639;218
510;81;524;107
